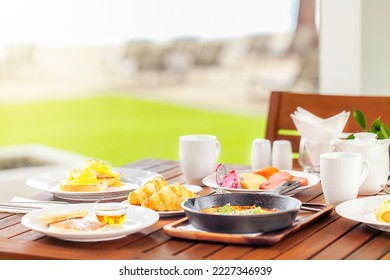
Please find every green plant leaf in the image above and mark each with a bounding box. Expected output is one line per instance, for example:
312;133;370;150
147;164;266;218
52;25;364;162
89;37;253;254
376;132;385;139
353;108;366;131
380;123;390;139
370;117;382;133
352;108;390;139
346;134;355;140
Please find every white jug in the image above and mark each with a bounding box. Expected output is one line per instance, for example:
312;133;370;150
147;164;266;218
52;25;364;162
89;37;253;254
333;132;390;195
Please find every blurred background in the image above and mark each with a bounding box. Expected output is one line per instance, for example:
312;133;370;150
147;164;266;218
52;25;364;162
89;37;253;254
0;0;318;108
0;0;319;179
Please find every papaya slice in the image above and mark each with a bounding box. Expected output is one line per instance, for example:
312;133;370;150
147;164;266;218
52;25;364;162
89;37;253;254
253;166;280;179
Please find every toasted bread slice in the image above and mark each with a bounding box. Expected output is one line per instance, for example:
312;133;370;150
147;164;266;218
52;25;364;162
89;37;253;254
59;181;108;192
49;218;106;232
39;210;89;224
97;172;121;187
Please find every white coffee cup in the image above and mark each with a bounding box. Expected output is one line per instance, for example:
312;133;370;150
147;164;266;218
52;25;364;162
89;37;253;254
320;152;369;206
179;135;221;185
251;138;271;170
271;140;293;170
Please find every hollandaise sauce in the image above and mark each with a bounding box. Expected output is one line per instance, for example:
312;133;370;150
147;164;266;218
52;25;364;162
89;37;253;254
86;159;122;186
87;159;115;176
65;168;100;185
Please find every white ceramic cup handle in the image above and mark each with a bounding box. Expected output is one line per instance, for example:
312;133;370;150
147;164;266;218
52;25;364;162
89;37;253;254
359;159;369;186
216;140;221;159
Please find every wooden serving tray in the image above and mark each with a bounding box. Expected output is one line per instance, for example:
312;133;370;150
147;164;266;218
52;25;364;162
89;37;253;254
163;203;333;245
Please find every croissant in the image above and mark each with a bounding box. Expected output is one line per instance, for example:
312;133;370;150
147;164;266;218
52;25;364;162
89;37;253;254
142;183;198;211
128;176;168;205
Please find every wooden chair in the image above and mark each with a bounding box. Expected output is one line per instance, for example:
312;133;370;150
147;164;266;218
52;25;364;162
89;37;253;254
265;91;390;168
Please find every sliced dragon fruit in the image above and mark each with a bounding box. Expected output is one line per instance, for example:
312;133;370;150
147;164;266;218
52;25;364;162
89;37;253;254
215;163;228;185
221;169;240;189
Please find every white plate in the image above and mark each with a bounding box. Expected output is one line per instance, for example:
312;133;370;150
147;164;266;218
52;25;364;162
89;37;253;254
202;169;320;193
121;200;185;217
21;203;159;242
157;209;185;217
25;168;160;201
335;195;390;232
182;184;202;194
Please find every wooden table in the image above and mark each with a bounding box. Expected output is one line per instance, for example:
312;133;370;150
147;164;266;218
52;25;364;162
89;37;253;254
0;158;389;260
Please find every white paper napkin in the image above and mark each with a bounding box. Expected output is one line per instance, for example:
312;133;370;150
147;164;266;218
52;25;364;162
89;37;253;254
0;197;67;213
291;107;350;166
291;107;350;140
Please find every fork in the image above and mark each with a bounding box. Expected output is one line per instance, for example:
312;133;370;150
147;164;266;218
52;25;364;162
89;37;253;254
380;184;390;194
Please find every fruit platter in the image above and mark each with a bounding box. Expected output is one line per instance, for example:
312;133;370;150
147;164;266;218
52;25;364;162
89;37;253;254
202;164;320;194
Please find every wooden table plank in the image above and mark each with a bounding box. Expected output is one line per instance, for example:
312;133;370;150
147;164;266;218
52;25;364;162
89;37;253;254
138;238;196;259
0;222;31;239
175;242;225;260
311;223;381;259
206;245;255;260
32;235;68;246
0;214;23;230
0;238;131;260
123;158;167;169
11;229;45;241
91;218;179;250
346;231;390;260
0;213;13;219
380;250;390;260
238;213;338;259
273;215;362;259
130;159;179;173
120;229;173;254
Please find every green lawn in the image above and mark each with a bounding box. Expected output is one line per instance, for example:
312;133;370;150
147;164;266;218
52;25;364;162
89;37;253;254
0;94;267;166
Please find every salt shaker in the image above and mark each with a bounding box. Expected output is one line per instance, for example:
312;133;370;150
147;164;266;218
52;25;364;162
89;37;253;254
251;138;271;170
272;140;293;170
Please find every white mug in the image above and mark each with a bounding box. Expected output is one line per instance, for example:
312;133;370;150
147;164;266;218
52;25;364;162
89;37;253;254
251;138;271;170
320;152;369;206
271;140;292;170
179;135;221;185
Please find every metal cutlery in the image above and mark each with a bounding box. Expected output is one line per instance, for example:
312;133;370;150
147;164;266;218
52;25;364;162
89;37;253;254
4;200;69;205
380;184;390;194
0;204;43;211
0;200;69;213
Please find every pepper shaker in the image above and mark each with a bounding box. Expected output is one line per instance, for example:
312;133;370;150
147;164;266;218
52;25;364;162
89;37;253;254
271;140;293;170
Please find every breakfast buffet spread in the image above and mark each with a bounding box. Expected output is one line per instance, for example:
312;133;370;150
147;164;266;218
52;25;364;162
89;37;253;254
14;158;390;241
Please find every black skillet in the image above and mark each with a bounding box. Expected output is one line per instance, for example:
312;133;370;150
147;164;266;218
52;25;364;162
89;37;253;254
181;181;302;234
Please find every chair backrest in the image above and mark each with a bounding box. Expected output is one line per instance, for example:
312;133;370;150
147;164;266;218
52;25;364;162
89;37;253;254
265;91;390;167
